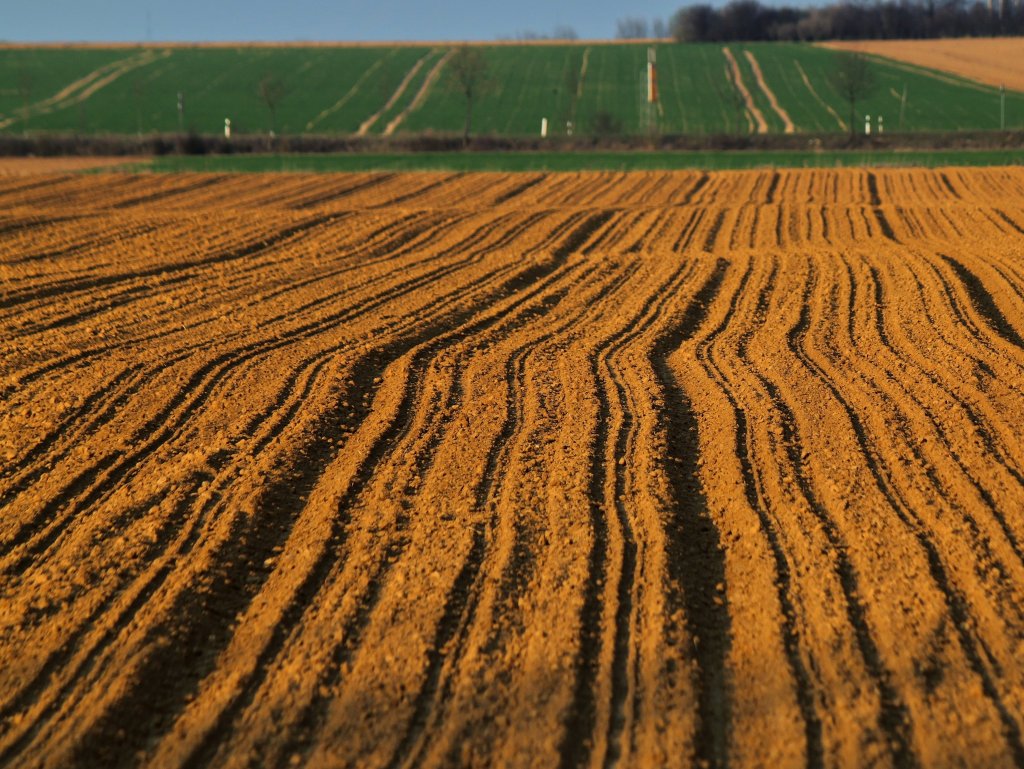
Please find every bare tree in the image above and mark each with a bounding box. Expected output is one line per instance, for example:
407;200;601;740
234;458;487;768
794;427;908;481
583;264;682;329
552;25;578;40
257;73;287;135
830;53;876;137
616;17;649;38
652;18;669;38
448;46;489;143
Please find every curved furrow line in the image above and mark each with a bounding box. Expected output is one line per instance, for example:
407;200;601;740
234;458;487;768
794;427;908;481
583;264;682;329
596;256;737;768
725;258;916;767
109;175;229;210
852;260;1024;633
367;174;462;209
622;209;673;253
0;364;147;509
850;260;1024;576
976;247;1024;310
647;258;734;769
0;214;78;242
559;256;710;769
491;175;545;207
303;262;641;769
759;260;919;768
126;214;614;769
938;254;1024;355
0;247;528;746
421;270;661;769
0;211;346;312
0;176;81;205
13;175;162;210
2;207;394;318
380;225;665;769
694;261;827;769
1;209;476;443
1;213;351;332
256;215;625;766
1;211;449;379
0;209;564;575
2;220;160;268
792;254;1024;765
0;175;138;209
0;211;581;765
671;209;707;253
270;266;606;765
325;263;623;769
292;174;397;209
859;261;1024;527
0;210;540;563
876;252;1024;402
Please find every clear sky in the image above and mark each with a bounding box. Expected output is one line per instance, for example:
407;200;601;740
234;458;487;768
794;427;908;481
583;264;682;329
5;0;693;42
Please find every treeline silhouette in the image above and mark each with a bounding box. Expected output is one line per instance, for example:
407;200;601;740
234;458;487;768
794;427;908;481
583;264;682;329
670;0;1024;41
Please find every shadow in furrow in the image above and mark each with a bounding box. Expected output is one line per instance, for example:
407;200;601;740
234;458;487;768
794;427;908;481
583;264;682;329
559;344;615;769
700;264;824;769
851;266;1024;765
865;172;882;206
0;213;343;311
650;259;733;769
172;212;613;769
872;208;898;242
384;269;605;769
492;175;545;205
561;255;702;769
294;173;397;209
782;266;918;769
939;254;1024;351
4;212;562;762
678;173;709;206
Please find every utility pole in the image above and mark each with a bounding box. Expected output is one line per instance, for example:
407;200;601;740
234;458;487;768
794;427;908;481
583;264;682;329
177;91;184;133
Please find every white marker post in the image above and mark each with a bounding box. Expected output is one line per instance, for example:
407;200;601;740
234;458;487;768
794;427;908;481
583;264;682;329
877;115;883;134
865;114;871;136
224;118;231;139
541;117;548;138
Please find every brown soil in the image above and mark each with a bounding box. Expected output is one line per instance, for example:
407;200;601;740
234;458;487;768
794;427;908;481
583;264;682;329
823;38;1024;92
2;168;1024;768
0;157;148;174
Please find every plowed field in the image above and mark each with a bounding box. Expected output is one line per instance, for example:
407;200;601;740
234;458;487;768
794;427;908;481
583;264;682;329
3;168;1024;769
826;38;1024;93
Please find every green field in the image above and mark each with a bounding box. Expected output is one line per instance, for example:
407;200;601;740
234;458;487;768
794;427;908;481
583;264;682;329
2;42;1022;137
115;148;1024;173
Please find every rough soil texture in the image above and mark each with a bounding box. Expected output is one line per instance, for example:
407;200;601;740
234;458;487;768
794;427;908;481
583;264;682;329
2;168;1024;769
0;157;147;175
824;38;1024;92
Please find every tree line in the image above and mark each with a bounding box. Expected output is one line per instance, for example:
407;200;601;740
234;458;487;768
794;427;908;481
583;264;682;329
668;0;1024;42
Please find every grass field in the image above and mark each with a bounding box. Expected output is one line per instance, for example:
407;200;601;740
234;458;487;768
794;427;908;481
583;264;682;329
121;148;1024;173
2;42;1023;138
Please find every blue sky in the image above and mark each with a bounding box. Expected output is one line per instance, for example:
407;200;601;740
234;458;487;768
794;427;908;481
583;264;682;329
5;0;692;42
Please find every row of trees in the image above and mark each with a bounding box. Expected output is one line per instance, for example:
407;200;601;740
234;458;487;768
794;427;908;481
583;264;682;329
669;0;1024;42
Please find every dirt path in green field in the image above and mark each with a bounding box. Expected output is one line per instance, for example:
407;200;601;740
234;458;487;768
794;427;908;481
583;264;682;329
793;60;847;131
357;50;434;136
744;50;795;133
0;50;168;130
723;47;766;134
383;49;454;136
